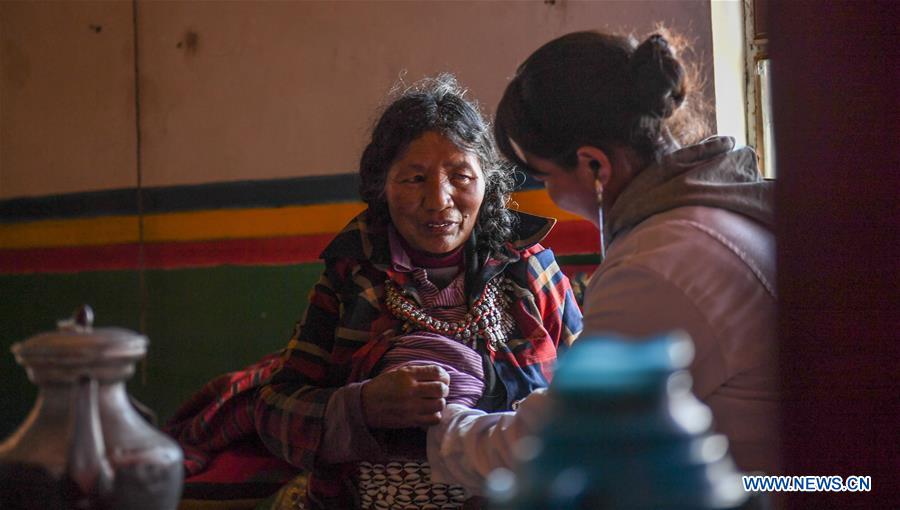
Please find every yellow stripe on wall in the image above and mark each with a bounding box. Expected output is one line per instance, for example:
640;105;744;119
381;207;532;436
510;190;580;222
0;216;141;249
0;203;367;249
0;190;569;249
143;203;368;243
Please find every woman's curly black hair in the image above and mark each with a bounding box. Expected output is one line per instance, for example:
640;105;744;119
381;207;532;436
358;74;516;258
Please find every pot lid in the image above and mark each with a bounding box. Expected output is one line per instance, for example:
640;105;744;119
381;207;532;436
11;305;147;366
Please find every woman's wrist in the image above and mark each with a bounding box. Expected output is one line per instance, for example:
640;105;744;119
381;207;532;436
320;381;384;464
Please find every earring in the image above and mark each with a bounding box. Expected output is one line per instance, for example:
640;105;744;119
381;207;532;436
589;160;603;205
589;160;606;256
591;163;602;204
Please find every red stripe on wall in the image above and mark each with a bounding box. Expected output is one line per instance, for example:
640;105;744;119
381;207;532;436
543;220;600;254
0;235;335;274
0;243;141;274
0;221;599;274
146;235;336;269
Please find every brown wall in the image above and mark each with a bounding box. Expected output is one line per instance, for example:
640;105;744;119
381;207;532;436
1;1;138;197
1;0;713;198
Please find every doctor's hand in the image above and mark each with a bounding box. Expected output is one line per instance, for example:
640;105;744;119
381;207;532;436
361;364;450;429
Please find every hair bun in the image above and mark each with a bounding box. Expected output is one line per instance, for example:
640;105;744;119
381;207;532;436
629;34;686;118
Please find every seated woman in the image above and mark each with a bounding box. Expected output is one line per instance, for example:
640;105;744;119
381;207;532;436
166;74;582;510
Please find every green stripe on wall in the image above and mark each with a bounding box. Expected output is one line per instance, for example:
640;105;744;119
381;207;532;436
0;263;324;437
1;256;599;437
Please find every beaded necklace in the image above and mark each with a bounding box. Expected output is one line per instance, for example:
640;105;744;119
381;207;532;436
384;276;516;350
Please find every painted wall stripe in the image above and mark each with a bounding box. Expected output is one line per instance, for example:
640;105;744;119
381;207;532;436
0;175;362;222
0;190;577;250
1;215;143;249
0;221;599;274
0;235;332;273
511;190;581;223
0;188;141;223
0;203;366;249
0;173;544;222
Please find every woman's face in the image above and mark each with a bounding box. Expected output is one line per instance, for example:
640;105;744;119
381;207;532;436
519;150;601;227
384;131;486;255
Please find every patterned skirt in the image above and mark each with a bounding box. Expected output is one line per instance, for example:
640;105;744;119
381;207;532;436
358;460;468;510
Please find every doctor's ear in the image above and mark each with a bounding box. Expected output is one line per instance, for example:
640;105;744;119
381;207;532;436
576;146;612;186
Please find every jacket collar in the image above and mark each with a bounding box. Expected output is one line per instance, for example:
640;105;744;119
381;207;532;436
604;136;775;250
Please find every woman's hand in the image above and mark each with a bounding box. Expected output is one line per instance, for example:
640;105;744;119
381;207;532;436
361;365;450;429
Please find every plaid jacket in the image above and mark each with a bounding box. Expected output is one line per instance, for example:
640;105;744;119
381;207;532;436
166;209;581;508
255;210;581;508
